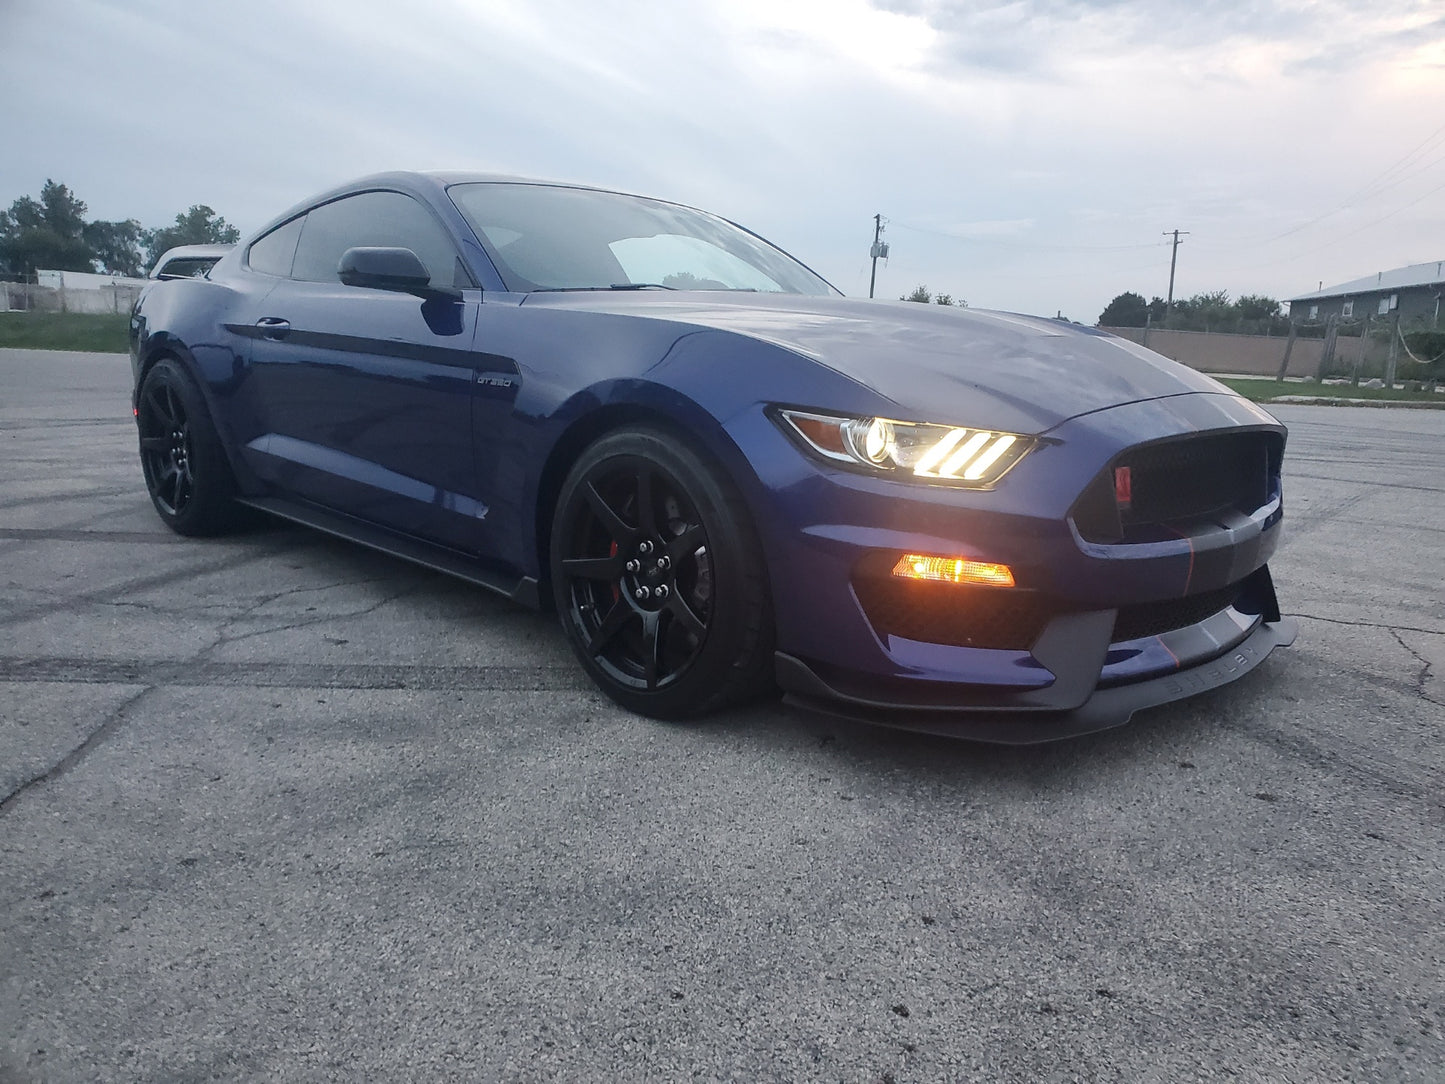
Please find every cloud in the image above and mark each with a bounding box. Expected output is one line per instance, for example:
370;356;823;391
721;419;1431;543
868;0;1445;81
1;0;1441;323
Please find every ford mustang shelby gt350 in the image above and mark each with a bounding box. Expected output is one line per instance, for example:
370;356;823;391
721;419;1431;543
129;172;1295;742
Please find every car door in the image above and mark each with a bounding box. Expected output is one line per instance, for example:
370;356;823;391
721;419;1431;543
242;189;489;554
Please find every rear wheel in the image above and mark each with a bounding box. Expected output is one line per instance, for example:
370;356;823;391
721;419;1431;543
137;358;241;536
550;427;774;719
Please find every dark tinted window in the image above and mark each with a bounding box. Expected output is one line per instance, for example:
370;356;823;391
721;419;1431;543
291;190;469;288
246;216;304;277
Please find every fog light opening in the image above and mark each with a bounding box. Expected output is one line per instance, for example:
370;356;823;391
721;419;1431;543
892;554;1015;588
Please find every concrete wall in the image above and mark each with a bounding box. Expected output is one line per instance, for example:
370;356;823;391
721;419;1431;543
1100;326;1367;377
1;281;144;314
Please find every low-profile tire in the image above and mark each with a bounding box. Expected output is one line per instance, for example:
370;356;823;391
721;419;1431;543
550;426;775;720
136;357;242;536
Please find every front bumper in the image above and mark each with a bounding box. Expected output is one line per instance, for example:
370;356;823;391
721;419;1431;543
734;392;1296;741
777;613;1298;744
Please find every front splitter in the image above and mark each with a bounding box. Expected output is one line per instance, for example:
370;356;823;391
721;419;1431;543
776;617;1299;745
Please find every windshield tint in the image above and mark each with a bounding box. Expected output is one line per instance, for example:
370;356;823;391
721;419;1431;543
447;182;836;296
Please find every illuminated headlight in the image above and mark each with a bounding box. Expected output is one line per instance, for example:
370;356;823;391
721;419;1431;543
776;409;1033;486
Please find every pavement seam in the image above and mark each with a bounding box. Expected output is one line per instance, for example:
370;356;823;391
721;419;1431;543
0;527;193;544
0;656;587;692
0;684;154;815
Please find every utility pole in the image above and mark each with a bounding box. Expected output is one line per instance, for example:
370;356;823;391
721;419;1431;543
1163;229;1189;317
1384;308;1402;388
868;214;888;299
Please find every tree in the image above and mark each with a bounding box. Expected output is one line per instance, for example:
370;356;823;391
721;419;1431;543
0;179;94;278
1236;294;1281;321
1098;291;1149;327
142;205;240;269
934;293;954;306
83;218;144;278
901;285;931;303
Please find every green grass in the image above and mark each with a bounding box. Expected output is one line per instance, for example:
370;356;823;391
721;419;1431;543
1219;377;1444;404
0;312;130;353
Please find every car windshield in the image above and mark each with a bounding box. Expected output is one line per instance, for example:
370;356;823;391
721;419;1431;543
448;182;837;296
156;257;219;280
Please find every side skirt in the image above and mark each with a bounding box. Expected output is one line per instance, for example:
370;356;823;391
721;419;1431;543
237;495;540;609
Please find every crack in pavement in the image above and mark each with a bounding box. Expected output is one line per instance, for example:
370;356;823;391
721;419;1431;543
191;579;413;659
1293;613;1445;637
0;684;154;814
0;573;549;815
1389;629;1444;709
0;545;299;629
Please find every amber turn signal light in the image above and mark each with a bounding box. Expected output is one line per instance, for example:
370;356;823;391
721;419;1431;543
891;554;1015;587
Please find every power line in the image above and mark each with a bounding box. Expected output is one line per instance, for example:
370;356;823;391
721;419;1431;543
890;220;1166;253
1205;174;1445;279
1197;120;1445;252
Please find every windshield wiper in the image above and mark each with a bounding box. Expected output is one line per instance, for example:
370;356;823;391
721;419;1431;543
531;283;678;293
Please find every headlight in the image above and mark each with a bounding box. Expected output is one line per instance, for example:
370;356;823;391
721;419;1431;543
775;408;1033;486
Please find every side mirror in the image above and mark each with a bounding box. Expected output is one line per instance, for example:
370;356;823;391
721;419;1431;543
337;247;434;293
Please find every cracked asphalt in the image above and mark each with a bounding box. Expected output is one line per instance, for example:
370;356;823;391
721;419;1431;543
1;348;1441;1083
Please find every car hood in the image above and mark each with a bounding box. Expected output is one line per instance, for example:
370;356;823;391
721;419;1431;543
520;291;1229;432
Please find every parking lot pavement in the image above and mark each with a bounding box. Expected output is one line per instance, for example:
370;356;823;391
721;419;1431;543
1;349;1441;1083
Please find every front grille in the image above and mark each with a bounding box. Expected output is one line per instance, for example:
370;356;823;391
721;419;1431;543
1112;583;1243;642
852;577;1051;650
1073;431;1279;544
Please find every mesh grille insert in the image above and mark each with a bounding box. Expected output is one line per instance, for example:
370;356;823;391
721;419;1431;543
1112;583;1244;642
1073;431;1276;544
853;578;1051;650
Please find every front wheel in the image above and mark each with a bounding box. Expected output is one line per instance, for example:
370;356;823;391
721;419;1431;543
550;427;774;719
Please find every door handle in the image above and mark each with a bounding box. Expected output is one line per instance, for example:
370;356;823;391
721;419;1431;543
255;317;291;340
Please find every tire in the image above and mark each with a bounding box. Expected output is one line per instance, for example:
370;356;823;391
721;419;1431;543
136;357;242;536
550;426;775;719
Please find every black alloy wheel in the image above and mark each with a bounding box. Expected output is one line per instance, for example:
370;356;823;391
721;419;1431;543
138;376;195;517
136;358;241;536
551;427;774;719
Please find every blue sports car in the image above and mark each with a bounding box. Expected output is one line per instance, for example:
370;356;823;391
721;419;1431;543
129;172;1295;742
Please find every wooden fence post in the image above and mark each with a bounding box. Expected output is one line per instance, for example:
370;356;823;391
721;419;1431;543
1276;321;1297;382
1317;315;1338;380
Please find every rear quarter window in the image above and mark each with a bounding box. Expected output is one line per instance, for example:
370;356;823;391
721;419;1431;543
246;216;304;277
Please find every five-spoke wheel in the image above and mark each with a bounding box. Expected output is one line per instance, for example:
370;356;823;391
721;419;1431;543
551;427;773;718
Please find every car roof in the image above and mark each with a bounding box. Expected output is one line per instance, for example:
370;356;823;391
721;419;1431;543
250;171;667;240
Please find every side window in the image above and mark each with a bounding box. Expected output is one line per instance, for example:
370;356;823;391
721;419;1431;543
290;191;471;288
247;216;304;277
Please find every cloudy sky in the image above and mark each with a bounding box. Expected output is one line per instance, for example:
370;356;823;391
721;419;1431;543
2;0;1442;320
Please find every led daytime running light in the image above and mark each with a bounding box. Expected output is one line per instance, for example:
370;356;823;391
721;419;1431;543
778;409;1032;487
